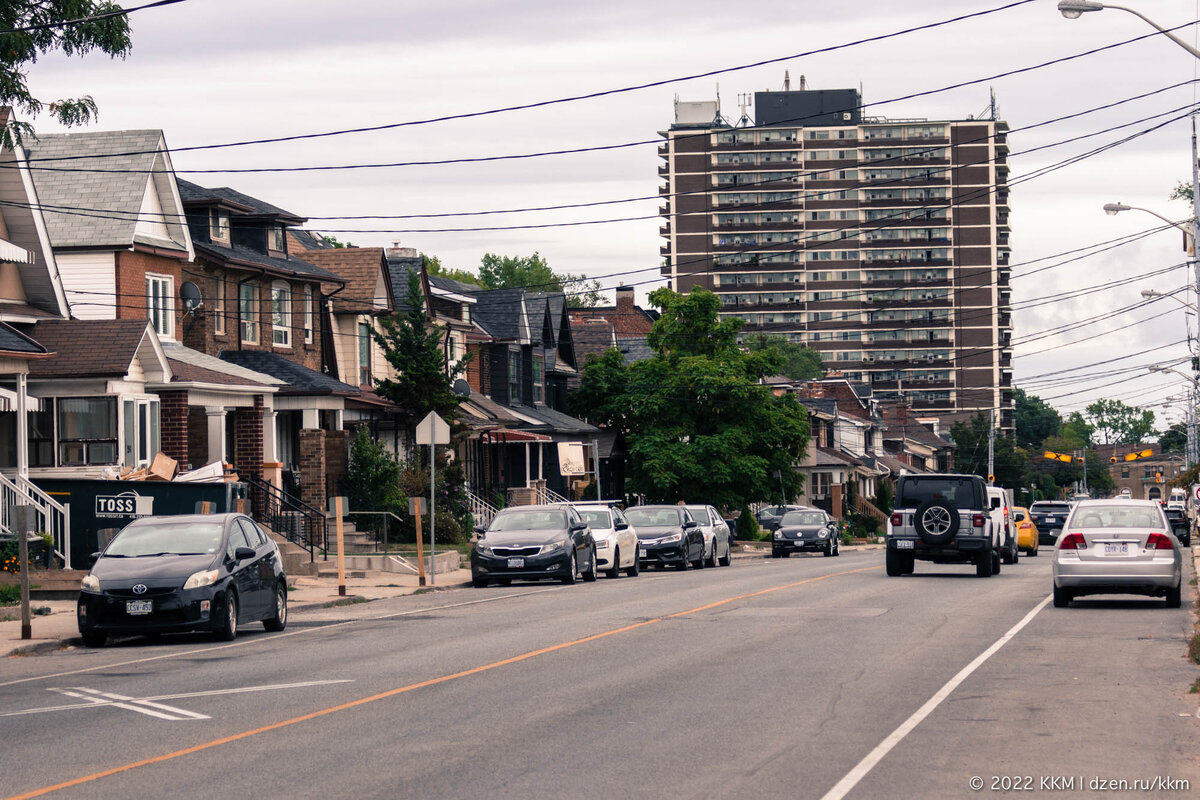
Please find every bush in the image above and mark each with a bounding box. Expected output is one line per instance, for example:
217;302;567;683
0;582;19;605
342;428;404;519
736;504;760;540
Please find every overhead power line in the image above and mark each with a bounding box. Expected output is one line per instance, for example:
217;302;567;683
0;0;186;34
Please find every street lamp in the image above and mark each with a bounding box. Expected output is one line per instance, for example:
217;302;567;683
1105;202;1194;245
1057;1;1200;58
1140;288;1198;310
1148;364;1199;465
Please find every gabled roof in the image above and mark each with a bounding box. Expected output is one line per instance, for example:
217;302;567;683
572;319;617;364
880;404;954;449
27;131;192;256
27;319;162;379
159;342;282;389
291;247;391;314
470;288;529;342
193;240;344;283
0;321;49;357
288;229;335;251
617;336;653;365
176;180;304;222
218;350;358;396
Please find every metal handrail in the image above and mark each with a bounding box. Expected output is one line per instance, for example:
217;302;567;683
0;473;71;569
245;475;327;561
466;490;498;528
536;486;570;505
344;510;404;552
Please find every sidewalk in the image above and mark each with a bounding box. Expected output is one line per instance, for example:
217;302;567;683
1;543;882;657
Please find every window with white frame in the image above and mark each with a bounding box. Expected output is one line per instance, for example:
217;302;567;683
303;285;314;344
240;282;258;344
209;209;230;242
532;353;544;404
269;225;286;252
271;281;291;347
145;273;174;339
214;274;225;335
58;397;119;466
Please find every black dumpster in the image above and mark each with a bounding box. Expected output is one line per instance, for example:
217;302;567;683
32;478;247;568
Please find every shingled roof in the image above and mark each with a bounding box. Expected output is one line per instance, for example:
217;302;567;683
294;247;391;314
193;240;344;284
219;351;358;396
27;319;151;378
470;289;528;341
176;180;303;222
28;131;190;252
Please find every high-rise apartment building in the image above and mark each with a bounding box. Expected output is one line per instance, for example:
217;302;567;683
658;85;1013;428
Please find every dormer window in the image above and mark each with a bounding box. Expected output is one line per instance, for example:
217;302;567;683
209;209;230;243
269;224;286;253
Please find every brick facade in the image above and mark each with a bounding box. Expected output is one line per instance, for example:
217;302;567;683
187;407;209;469
157;390;190;469
115;250;185;328
179;264;324;371
324;429;349;501
232;395;264;483
299;428;327;511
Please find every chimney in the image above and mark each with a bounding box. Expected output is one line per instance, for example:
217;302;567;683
386;239;418;259
615;285;635;310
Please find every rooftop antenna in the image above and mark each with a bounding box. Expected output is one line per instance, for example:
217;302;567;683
990;86;999;121
736;93;753;127
783;70;790;91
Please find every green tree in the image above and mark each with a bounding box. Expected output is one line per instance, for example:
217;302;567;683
1034;434;1084;490
949;414;1026;489
742;333;826;380
1059;412;1094;448
479;252;602;307
373;268;470;427
0;1;134;147
1013;388;1061;450
1084;398;1155;445
570;287;810;508
342;427;404;518
422;252;481;287
1159;421;1187;454
321;234;353;248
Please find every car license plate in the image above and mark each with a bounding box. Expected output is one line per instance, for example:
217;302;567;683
1103;543;1129;556
639;547;647;558
506;557;524;569
126;599;152;615
895;539;914;549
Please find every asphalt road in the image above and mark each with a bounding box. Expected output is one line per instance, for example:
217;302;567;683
2;550;1198;800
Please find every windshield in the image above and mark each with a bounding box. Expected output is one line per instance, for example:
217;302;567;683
898;477;979;509
105;522;224;557
684;506;709;524
580;509;612;530
488;510;567;532
1069;505;1165;531
1030;503;1069;514
625;507;682;527
781;511;826;526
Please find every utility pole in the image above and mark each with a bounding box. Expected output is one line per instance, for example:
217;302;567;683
987;409;995;484
1081;449;1089;495
1190;115;1200;471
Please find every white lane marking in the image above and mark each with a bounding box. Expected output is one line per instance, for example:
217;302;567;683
819;594;1053;800
1;679;353;718
0;587;562;689
74;687;210;720
47;688;194;721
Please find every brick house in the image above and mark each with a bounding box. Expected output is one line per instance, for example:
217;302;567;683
568;285;657;336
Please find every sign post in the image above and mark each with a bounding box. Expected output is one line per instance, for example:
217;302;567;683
415;412;450;585
409;496;426;587
329;496;348;597
12;504;33;640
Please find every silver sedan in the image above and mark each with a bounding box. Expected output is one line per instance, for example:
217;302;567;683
1051;499;1182;608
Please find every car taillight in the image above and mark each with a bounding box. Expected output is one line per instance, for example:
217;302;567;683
972;514;985;528
890;513;902;527
1059;532;1085;550
1146;533;1174;550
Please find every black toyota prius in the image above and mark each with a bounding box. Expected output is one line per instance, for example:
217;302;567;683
77;513;287;647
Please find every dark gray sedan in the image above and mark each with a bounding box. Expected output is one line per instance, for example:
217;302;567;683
772;509;840;557
471;505;597;587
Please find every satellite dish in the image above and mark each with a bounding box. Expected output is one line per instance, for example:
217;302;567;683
180;281;204;314
452;378;471;398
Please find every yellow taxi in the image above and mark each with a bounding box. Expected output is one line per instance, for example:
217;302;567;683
1012;506;1039;556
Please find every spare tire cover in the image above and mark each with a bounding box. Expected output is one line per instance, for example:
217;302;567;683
913;499;960;545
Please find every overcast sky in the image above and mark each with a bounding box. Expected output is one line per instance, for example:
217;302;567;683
23;0;1200;426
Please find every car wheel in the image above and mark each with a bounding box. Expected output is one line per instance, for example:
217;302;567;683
1053;585;1072;608
561;551;578;584
263;583;287;632
625;553;640;577
472;576;490;588
606;547;621;578
214;591;238;641
677;550;690;571
718;536;732;566
1027;547;1038;557
582;549;598;582
1166;583;1182;608
704;540;717;568
691;544;705;570
885;547;905;577
976;549;994;578
80;630;106;648
824;539;834;557
771;549;781;559
901;553;914;574
992;548;1002;575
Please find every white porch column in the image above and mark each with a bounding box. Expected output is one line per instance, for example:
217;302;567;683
524;441;531;486
262;406;278;463
15;373;27;480
538;443;544;480
301;408;319;429
205;407;226;465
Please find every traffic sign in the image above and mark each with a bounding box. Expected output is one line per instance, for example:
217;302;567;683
415;411;450;445
1043;451;1075;463
1123;449;1154;462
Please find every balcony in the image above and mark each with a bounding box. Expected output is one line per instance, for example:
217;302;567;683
658;164;671;177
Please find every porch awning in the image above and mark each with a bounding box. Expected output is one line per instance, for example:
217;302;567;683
0;237;33;264
0;387;41;411
489;429;552;443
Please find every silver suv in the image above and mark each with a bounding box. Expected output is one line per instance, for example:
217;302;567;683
886;473;1002;577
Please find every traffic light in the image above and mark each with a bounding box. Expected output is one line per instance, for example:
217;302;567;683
1155;471;1163;483
1110;456;1118;463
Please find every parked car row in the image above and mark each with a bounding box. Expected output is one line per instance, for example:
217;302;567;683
469;502;735;588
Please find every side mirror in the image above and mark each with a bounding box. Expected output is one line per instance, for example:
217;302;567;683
683;520;698;529
473;525;486;535
89;551;101;566
569;523;587;533
614;521;629;531
234;546;256;562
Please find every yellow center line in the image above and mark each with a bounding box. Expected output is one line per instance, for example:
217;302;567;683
6;563;879;800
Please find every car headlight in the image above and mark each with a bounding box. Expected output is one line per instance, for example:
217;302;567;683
540;540;566;555
182;569;219;591
475;545;493;556
818;531;829;538
660;532;682;543
594;539;611;549
81;574;100;593
773;530;783;540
